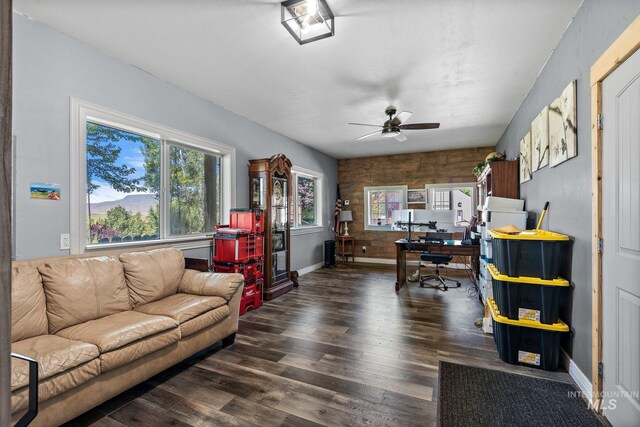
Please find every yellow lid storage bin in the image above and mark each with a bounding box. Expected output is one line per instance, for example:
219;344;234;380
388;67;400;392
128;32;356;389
488;264;569;324
488;229;572;280
488;298;568;371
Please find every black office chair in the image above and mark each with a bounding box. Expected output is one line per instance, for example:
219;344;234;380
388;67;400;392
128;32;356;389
419;240;461;291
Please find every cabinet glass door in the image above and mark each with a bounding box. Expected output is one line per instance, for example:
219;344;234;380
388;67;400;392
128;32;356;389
271;177;289;283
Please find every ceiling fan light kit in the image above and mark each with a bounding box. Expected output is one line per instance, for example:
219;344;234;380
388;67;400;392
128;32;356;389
281;0;335;45
349;106;440;142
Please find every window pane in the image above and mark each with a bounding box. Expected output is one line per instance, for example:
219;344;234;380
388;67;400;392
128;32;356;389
433;190;451;210
369;191;385;225
297;176;316;226
169;144;221;236
386;190;404;224
86;121;160;245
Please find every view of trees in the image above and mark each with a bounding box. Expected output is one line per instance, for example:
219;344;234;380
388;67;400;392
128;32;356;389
297;176;315;225
86;122;219;244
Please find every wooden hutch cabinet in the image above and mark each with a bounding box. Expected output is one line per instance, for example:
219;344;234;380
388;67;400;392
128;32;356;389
248;154;294;301
475;160;519;211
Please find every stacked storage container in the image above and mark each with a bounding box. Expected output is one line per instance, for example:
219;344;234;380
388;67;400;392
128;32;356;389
213;209;264;315
487;229;571;371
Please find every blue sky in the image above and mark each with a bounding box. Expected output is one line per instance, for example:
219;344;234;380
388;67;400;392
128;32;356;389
89;131;157;203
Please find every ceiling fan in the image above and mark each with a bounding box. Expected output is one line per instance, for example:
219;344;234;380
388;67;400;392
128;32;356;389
349;106;440;142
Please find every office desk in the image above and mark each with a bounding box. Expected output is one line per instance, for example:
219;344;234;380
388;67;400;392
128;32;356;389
395;239;480;292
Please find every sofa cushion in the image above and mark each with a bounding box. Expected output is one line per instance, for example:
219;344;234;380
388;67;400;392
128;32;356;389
38;256;131;334
180;305;231;337
179;269;244;301
119;247;185;307
56;311;180;372
11;335;100;391
11;266;49;342
135;293;229;337
135;293;227;323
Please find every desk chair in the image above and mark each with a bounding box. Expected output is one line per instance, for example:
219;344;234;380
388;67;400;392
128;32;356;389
419;240;461;291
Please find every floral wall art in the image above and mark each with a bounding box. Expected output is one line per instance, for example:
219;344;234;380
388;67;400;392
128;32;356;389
531;105;549;172
549;80;577;167
519;131;532;183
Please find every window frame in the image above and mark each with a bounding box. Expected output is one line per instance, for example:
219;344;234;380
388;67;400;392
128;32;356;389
70;98;236;254
291;165;323;234
363;185;408;231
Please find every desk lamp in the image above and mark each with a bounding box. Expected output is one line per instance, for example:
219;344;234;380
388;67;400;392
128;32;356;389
339;210;353;236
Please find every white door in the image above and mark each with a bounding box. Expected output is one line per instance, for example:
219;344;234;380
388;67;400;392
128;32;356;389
602;47;640;426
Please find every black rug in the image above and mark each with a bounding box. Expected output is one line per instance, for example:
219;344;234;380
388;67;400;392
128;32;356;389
438;362;604;427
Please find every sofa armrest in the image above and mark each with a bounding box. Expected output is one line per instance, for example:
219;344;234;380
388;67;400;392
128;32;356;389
179;269;243;301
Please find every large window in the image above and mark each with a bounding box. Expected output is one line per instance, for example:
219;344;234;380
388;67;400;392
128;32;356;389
71;99;235;253
292;166;323;230
364;186;407;230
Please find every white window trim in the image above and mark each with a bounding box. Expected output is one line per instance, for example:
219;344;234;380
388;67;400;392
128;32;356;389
363;185;408;231
70;97;236;254
291;165;323;234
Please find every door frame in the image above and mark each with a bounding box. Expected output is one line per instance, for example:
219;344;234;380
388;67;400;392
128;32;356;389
591;15;640;413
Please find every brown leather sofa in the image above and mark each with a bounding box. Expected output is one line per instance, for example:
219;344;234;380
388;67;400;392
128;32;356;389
10;246;244;427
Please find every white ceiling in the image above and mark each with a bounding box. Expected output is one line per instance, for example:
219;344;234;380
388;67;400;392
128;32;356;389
15;0;582;159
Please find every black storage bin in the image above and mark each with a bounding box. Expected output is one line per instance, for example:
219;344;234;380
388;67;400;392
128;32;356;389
488;298;568;371
488;263;569;324
489;229;570;280
324;240;336;267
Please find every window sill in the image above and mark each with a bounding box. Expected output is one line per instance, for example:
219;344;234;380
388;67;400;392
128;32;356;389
291;226;324;236
84;235;212;253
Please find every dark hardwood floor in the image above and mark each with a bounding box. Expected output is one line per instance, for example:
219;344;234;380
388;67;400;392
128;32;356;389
67;263;572;426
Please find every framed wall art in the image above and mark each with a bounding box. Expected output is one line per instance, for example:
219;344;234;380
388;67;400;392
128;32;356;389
531;105;549;172
549;80;577;167
519;131;532;184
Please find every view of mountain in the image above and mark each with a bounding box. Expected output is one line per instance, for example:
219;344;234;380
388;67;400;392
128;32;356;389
89;194;157;216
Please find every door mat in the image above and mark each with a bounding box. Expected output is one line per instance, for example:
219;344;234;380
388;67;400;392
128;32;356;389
438;361;604;426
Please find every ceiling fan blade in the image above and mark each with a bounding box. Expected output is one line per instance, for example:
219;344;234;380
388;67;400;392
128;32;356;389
392;110;412;125
394;132;408;142
348;122;383;128
356;130;382;140
398;123;440;130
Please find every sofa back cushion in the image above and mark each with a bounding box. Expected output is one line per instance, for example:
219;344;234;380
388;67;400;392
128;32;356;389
11;266;49;342
38;256;131;333
119;247;184;307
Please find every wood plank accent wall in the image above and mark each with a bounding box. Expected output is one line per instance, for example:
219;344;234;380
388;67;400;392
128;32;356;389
0;0;12;424
337;146;494;260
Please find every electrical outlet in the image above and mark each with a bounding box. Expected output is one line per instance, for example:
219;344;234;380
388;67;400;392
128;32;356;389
60;233;70;250
362;245;366;253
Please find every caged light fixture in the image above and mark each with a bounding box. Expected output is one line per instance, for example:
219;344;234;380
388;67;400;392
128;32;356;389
281;0;335;45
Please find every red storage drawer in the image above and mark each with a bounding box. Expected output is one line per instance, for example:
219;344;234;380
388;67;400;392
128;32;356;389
214;229;263;263
239;278;263;315
214;230;252;263
251;277;263;310
239;282;257;315
230;209;264;234
213;260;261;281
253;234;264;258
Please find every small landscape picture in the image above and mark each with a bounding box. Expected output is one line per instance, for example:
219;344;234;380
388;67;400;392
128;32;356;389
407;189;427;204
30;182;61;200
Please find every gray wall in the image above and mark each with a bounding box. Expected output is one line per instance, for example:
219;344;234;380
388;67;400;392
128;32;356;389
496;0;640;375
12;13;337;271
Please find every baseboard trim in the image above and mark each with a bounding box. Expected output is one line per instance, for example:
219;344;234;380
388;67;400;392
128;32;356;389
561;350;592;402
297;262;324;276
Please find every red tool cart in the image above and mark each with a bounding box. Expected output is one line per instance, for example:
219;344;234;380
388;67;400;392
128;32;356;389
212;209;264;315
